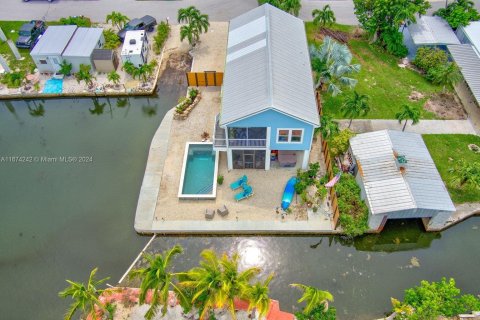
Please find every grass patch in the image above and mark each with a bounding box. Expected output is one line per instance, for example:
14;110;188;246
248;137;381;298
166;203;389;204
423;134;480;203
0;21;36;74
305;22;445;119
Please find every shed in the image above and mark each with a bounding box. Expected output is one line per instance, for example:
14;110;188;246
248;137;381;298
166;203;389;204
92;49;119;73
456;21;480;53
448;44;480;106
402;16;460;59
349;130;455;231
30;25;77;73
120;30;149;67
62;28;104;73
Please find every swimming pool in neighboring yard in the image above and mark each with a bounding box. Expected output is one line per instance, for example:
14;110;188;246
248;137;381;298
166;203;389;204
178;142;219;199
43;79;63;94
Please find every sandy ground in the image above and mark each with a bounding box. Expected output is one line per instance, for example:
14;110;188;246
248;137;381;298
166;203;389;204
153;22;330;224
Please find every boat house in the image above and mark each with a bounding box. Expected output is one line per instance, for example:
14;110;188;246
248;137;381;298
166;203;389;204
212;4;320;170
349;130;455;232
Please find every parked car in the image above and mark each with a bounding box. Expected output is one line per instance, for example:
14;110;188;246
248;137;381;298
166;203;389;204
117;15;157;42
15;20;46;49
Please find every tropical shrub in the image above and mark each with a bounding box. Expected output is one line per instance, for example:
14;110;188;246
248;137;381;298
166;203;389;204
295;305;337;320
335;174;369;237
260;0;302;16
295;162;320;195
413;47;448;73
449;159;480;189
178;6;210;47
106;11;129;29
329;129;355;158
426;62;462;92
312;5;336;28
60;16;92;27
154;22;170;54
381;29;408;57
122;61;136;76
391;277;480;319
103;29;121;49
175;97;193;113
59;60;73;77
217;175;224;185
435;0;480;29
1;71;24;88
75;64;96;87
188;87;199;100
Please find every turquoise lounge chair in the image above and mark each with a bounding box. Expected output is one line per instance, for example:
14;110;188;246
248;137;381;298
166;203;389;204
230;175;247;190
234;185;254;201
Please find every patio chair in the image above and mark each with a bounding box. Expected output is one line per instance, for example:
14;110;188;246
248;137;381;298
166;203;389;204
217;205;229;217
230;175;247;190
205;208;215;220
234;185;254;202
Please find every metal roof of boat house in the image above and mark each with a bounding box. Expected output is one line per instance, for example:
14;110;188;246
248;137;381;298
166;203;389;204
448;44;480;105
63;28;103;57
408;16;460;45
457;21;480;53
219;4;319;127
31;25;78;56
350;130;455;215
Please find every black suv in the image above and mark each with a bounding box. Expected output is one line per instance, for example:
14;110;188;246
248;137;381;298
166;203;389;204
118;15;157;42
15;20;46;49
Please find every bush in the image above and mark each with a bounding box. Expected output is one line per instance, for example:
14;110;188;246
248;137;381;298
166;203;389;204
1;71;24;88
175;97;192;114
413;47;448;73
103;29;120;49
60;16;92;27
295;305;336;320
381;30;408;57
188;87;199;100
335;174;369;237
295;162;320;195
217;175;224;185
154;21;170;54
329;129;355;158
435;0;480;29
59;60;72;76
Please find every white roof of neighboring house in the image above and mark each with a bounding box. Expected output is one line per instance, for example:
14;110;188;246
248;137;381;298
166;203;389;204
350;130;455;215
31;25;78;56
448;44;480;105
121;30;145;56
459;21;480;53
219;4;319;127
408;16;460;45
63;27;103;57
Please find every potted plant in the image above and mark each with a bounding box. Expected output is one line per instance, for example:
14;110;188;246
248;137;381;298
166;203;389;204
201;131;210;142
217;175;224;185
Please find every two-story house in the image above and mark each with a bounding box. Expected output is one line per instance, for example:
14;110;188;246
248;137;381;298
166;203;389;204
213;4;320;170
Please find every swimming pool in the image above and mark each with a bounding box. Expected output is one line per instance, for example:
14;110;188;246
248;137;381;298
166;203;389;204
42;79;63;94
178;142;219;199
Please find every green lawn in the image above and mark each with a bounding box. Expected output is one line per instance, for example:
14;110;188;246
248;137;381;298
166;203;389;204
0;20;36;74
423;134;480;204
305;22;445;119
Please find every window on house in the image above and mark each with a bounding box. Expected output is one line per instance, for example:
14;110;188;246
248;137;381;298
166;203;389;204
277;129;303;143
39;59;47;65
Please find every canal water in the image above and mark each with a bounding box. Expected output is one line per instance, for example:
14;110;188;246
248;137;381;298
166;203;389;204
1;90;479;318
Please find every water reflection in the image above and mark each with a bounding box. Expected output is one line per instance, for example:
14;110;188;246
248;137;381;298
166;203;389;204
89;98;107;115
234;239;270;273
27;100;45;117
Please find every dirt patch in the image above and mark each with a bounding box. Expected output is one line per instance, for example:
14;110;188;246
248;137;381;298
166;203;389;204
423;93;467;120
157;52;192;87
314;28;350;43
409;91;425;101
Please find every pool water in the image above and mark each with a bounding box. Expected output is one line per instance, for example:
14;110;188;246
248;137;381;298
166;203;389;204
182;144;216;195
43;79;63;94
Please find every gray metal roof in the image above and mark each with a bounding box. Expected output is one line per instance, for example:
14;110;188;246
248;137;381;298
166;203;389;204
220;4;319;127
458;21;480;53
92;49;114;60
448;44;480;105
30;25;78;56
408;16;460;45
63;28;103;57
350;130;455;215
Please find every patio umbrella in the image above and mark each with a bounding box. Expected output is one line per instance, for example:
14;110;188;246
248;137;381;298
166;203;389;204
325;173;341;188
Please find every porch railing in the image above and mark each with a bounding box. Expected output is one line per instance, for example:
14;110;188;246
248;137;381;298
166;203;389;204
228;139;266;147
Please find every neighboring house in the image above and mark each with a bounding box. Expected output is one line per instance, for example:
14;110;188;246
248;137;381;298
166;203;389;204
402;15;460;60
30;25;77;73
456;21;480;53
92;49;119;73
120;30;149;67
62;27;104;73
212;4;320;171
349;130;455;232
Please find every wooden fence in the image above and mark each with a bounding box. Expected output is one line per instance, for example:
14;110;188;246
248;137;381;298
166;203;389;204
317;90;340;229
186;71;223;86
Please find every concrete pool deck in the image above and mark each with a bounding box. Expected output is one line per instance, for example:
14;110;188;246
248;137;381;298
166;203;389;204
134;22;336;234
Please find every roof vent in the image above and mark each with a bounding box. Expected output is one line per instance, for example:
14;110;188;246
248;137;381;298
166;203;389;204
129;39;136;45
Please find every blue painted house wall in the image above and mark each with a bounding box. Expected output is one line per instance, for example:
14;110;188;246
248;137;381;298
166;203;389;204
227;109;314;151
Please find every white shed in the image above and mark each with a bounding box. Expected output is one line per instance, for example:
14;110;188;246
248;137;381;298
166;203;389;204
349;130;455;232
62;28;104;73
30;25;78;73
120;30;149;67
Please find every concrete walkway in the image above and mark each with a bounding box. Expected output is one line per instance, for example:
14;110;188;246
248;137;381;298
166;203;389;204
338;119;478;135
428;202;480;231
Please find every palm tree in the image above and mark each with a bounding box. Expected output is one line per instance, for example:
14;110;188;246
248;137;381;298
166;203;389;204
129;245;186;320
318;115;340;139
58;268;110;320
290;283;334;315
279;0;302;16
107;70;121;88
341;91;370;127
395;104;421;131
309;37;361;96
178;6;209;47
427;62;462;92
180;23;200;47
122;61;136;77
312;5;336;28
134;62;155;84
75;64;96;88
106;11;129;29
449;159;480;189
177;6;200;24
241;273;274;319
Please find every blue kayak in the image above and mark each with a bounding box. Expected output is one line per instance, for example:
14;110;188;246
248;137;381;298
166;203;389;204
281;177;297;211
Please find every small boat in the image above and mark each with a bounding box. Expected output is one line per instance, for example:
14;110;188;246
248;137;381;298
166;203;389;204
281;177;297;211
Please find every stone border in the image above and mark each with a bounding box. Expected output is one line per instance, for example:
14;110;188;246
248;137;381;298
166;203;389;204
173;93;202;120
